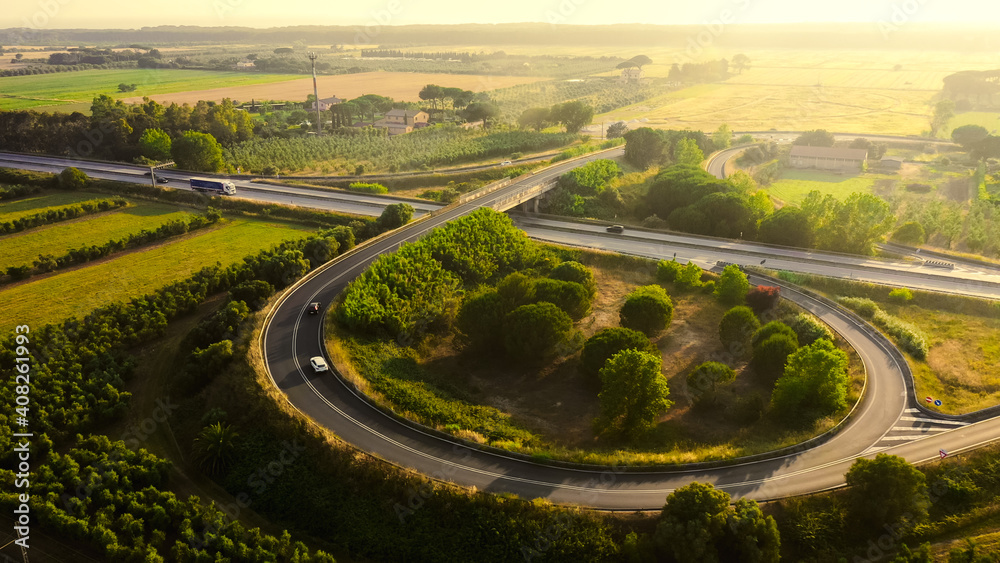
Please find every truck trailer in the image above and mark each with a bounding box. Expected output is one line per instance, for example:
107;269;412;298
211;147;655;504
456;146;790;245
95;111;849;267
190;178;236;195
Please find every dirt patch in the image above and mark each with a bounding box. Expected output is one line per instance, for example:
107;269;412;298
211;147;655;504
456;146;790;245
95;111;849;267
120;71;548;105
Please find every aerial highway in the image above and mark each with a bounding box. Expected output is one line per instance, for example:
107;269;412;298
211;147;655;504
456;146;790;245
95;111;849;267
257;156;1000;510
5;149;999;509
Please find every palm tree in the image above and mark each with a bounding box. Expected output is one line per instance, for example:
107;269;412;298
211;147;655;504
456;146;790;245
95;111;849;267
192;422;239;475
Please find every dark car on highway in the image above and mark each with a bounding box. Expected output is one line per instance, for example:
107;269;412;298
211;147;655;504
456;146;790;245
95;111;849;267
307;302;321;315
606;225;625;233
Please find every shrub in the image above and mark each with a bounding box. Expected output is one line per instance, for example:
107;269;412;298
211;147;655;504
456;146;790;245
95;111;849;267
719;306;760;357
620;285;674;336
228;280;274;311
347;182;389;194
686;361;736;406
533;278;592;320
746;285;780;314
752;333;799;383
771;339;850;422
752;321;798;348
838;296;879;319
889;287;914;302
503;302;574;361
715;264;749;305
580;327;658;378
656;259;682;283
788;313;834;346
549;261;596;297
496;271;536;310
675;261;703;289
456;289;506;353
892;221;926;245
58;166;89;190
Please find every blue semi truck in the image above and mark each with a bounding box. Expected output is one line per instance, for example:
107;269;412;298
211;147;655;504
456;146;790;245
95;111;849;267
190;178;237;195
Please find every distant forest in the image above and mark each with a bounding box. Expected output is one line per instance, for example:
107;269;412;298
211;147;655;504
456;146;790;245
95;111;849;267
1;23;998;50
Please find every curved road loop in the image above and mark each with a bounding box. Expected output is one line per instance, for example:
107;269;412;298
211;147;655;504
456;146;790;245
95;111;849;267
3;149;997;509
261;151;1000;510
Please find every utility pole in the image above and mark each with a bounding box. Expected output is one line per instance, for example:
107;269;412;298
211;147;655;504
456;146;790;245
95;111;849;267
308;52;321;135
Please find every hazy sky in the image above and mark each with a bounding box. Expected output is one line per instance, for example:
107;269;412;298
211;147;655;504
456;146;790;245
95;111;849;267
3;0;997;29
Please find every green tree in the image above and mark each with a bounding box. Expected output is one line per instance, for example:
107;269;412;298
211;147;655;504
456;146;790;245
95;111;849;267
715;264;749;305
951;124;990;149
376;203;414;231
533;278;592;320
419;84;444;111
655;482;780;563
788;313;833;346
930;99;955;137
503;302;573;361
675;138;705;166
138;127;172;161
228;280;274;311
597;349;672;439
580;327;658;378
551;100;594;133
759;206;814;248
712;124;733;150
549;261;596;297
731;53;751;74
463;102;502;128
606;121;629;139
620;285;674;336
518;107;552;131
893;221;926;245
497;271;536;310
192;422;239;476
171;130;225;172
845;454;929;537
624;127;666;169
771;338;849;421
686;361;736;406
456;289;506;353
656;258;683;283
829;192;896;255
752;333;799;383
793;129;836;147
58;166;89;190
560;159;621;196
719;306;760;356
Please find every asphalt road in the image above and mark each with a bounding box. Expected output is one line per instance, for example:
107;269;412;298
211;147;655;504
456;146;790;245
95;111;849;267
261;149;1000;510
5;149;998;509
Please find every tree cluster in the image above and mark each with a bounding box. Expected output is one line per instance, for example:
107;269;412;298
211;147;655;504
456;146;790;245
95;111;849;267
517;100;595;133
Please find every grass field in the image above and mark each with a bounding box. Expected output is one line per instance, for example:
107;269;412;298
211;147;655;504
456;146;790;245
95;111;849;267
0;68;300;111
946;111;1000;137
0;218;310;332
0;68;547;113
595;83;935;135
765;169;888;204
0;191;121;222
0;202;196;270
893;305;1000;415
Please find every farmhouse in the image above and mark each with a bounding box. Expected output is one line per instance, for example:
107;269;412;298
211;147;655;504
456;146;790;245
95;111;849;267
880;156;904;170
619;67;643;84
789;146;868;171
371;109;429;135
311;96;343;111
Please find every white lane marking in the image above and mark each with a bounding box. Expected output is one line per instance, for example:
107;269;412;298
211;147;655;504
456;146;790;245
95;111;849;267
880;436;933;442
890;426;948;432
900;416;968;426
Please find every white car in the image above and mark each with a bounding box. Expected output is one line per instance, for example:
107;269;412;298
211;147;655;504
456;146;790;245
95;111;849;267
499;160;512;166
310;356;329;373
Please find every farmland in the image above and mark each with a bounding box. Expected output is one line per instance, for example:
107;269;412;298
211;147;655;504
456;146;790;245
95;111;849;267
0;201;196;270
0;191;111;221
0;68;548;114
0;68;301;112
0;216;311;332
764;169;887;205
